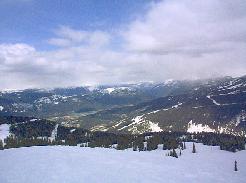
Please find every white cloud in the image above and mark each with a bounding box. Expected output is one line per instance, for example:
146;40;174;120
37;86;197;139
0;0;246;90
124;0;246;56
48;26;110;48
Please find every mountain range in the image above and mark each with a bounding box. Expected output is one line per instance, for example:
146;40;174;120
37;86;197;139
0;75;245;135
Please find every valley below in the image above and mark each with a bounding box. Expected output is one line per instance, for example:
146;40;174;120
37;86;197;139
1;76;245;135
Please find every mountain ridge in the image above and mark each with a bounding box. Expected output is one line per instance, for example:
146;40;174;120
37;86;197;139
0;75;245;136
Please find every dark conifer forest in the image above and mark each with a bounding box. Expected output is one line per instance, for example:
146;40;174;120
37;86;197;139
1;116;245;153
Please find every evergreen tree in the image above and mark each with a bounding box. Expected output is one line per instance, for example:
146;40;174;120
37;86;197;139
133;146;137;151
184;142;186;149
132;142;137;151
192;143;196;153
234;160;238;171
0;140;3;150
172;149;178;158
170;150;173;157
180;142;184;150
169;149;178;158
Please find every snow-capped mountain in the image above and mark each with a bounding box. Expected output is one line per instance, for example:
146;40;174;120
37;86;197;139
0;79;191;117
77;76;246;135
0;76;245;136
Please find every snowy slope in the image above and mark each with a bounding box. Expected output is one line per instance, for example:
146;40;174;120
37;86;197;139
0;124;10;142
0;143;245;183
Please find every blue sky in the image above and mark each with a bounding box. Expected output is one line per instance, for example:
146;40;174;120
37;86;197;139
0;0;154;50
0;0;246;89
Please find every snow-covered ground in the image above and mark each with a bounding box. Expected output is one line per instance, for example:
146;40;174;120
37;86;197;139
50;124;59;140
207;95;221;105
0;143;245;183
0;106;4;111
187;120;215;133
0;124;10;142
